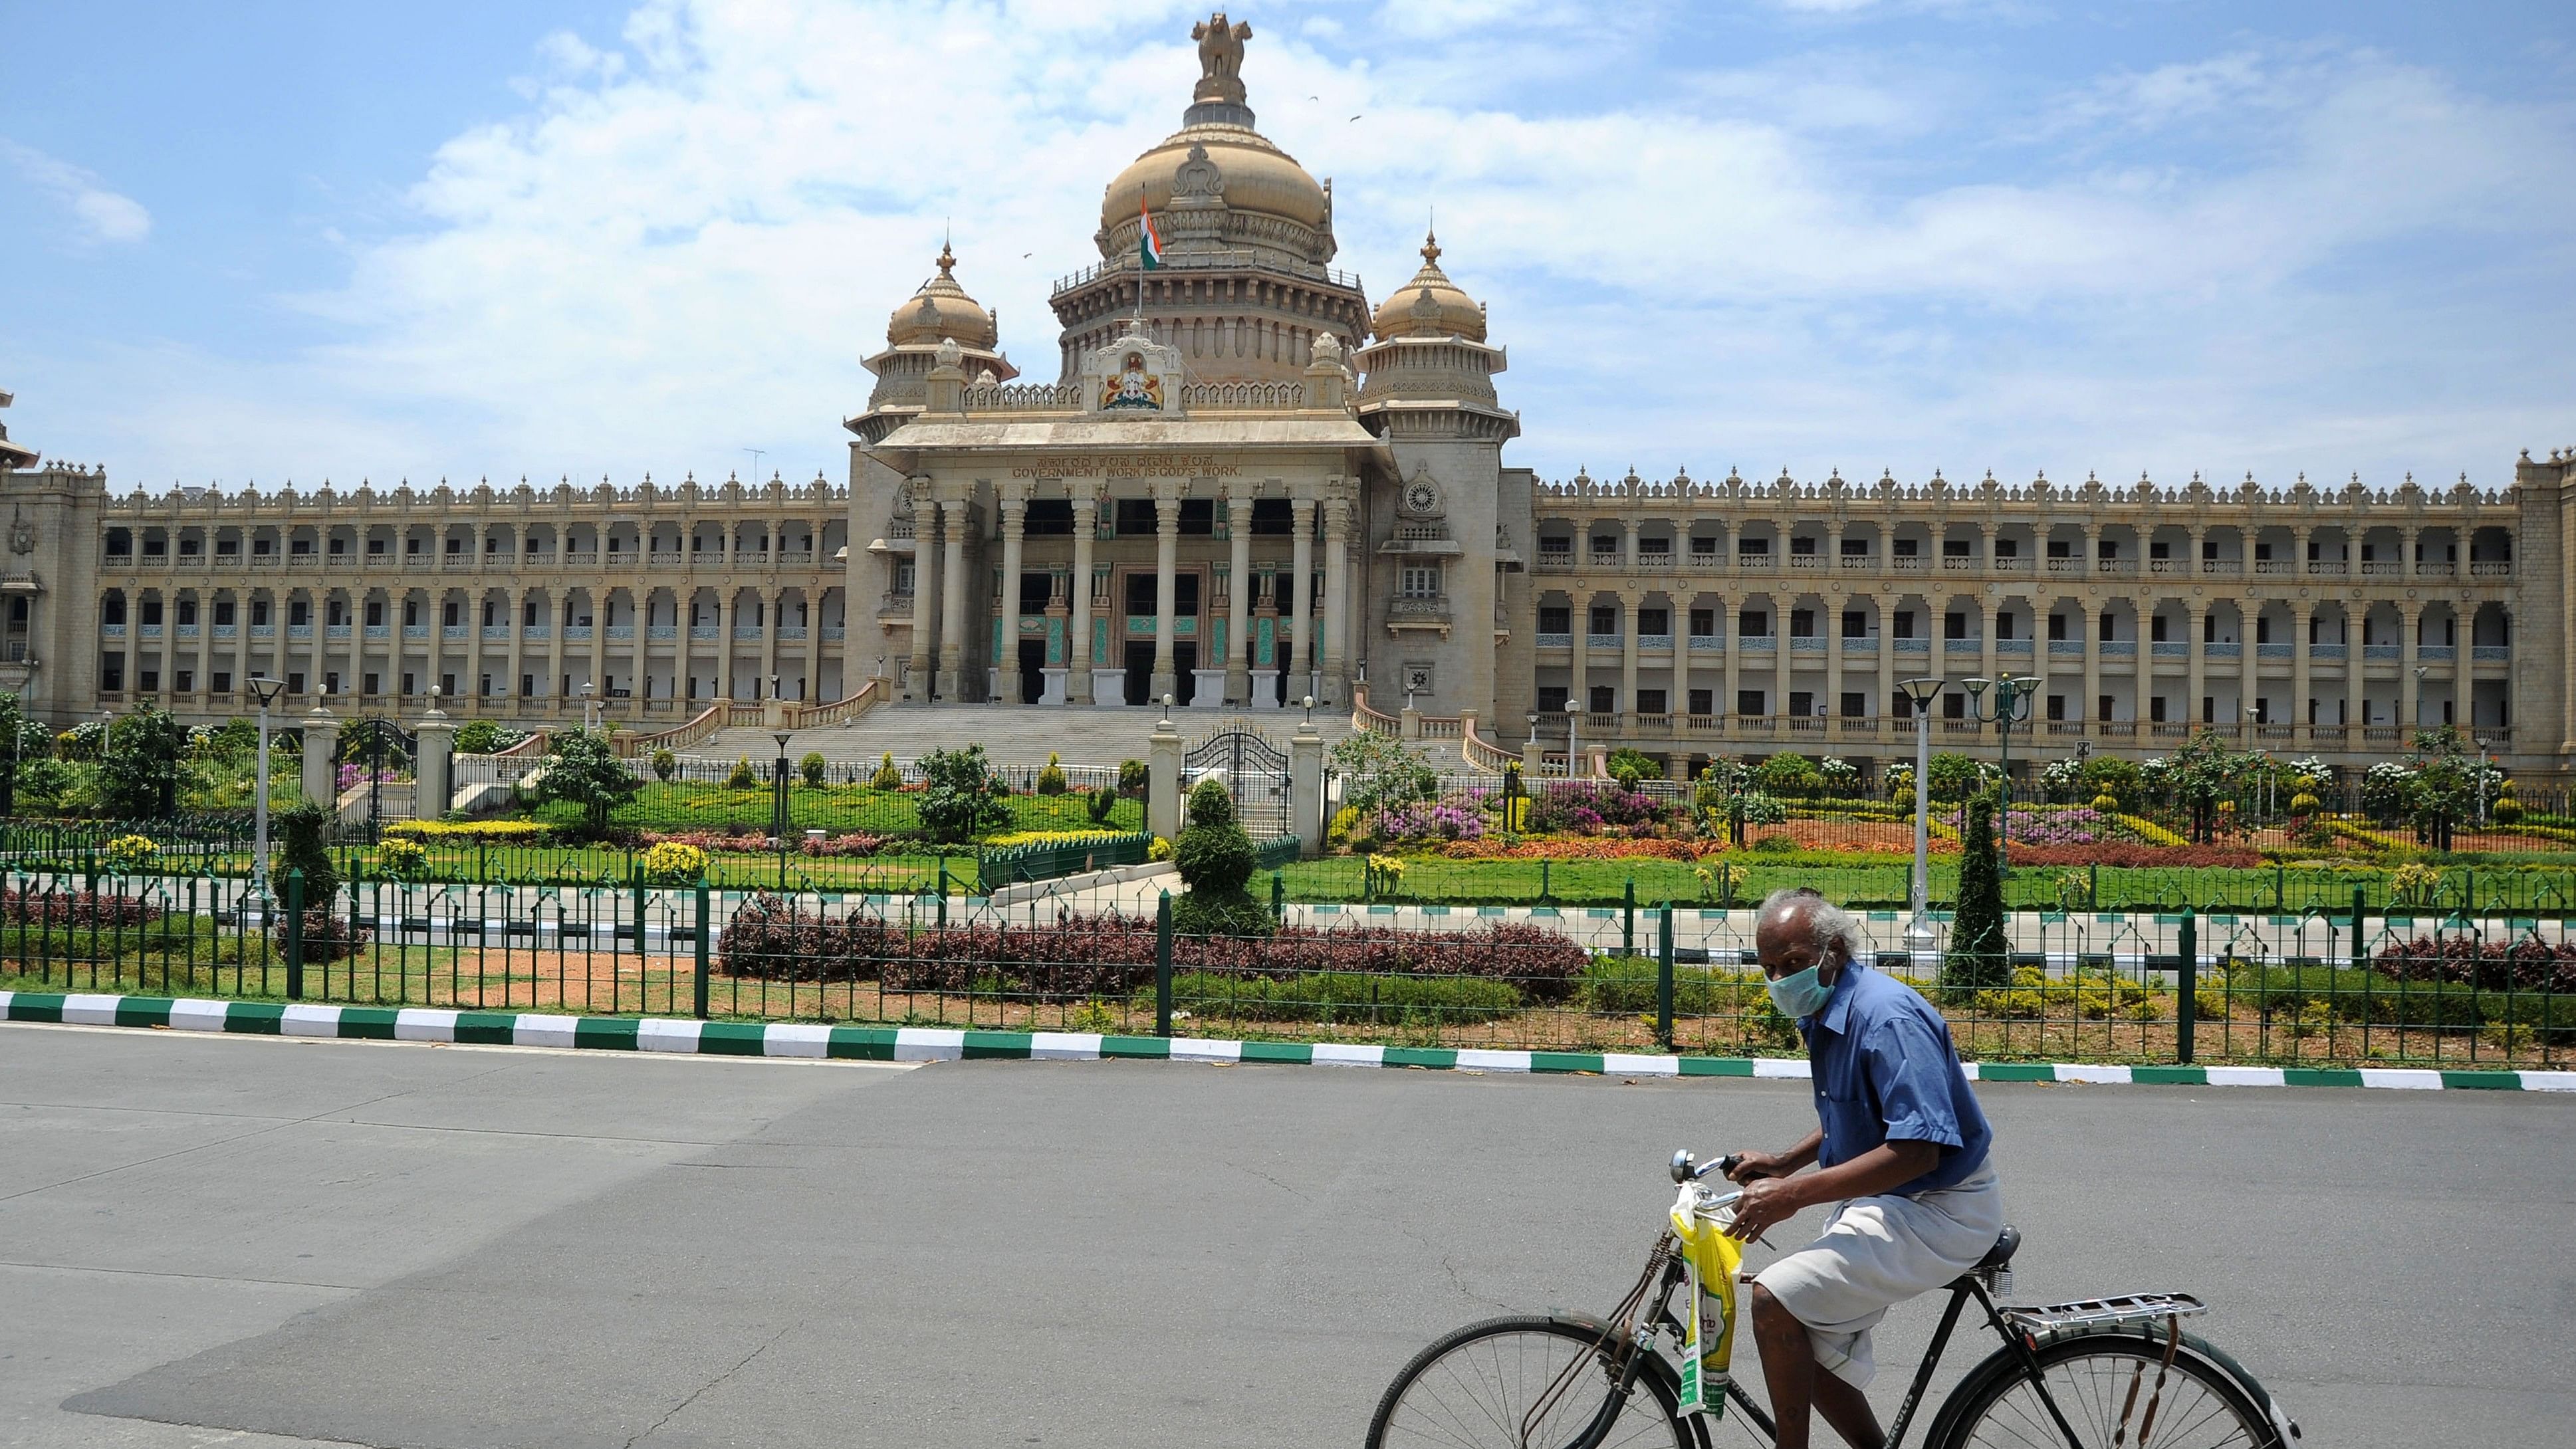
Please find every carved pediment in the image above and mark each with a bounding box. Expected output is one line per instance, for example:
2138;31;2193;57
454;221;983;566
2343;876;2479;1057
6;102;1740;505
1080;326;1187;416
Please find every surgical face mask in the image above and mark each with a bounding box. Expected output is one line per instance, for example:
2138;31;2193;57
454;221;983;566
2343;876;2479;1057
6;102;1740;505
1767;962;1835;1018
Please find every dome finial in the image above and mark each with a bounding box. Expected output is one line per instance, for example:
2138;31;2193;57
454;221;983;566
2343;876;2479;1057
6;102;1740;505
1421;223;1440;267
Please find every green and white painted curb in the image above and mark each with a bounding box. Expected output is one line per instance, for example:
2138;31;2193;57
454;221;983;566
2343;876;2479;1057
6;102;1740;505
5;991;2573;1091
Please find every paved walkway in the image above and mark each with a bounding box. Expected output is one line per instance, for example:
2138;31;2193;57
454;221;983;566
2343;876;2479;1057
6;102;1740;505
11;1026;2570;1446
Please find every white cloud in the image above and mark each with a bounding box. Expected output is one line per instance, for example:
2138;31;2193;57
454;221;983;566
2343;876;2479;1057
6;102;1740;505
0;140;151;244
31;1;2576;493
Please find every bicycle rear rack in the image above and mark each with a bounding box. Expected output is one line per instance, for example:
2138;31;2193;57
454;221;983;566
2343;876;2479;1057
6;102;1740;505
2002;1293;2208;1336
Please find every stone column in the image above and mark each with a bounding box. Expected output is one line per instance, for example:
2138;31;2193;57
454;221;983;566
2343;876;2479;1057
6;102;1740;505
1290;494;1315;701
506;588;530;714
588;589;608;709
2239;598;2260;733
1225;482;1253;705
1772;596;1792;728
936;491;969;701
1150;481;1180;702
2186;600;2208;731
300;705;340;813
1322;493;1352;705
1824;592;1845;732
2451;596;2471;730
907;490;937;699
763;588;784;704
2292;601;2315;741
1720;596;1740;729
1571;592;1592;718
1069;491;1098;706
1147;710;1185;841
236;593;255;699
1619;590;1641;730
415;698;453;820
1289;714;1326;858
2399;601;2422;731
1875;592;1898;732
997;485;1028;703
2082;594;2102;731
2345;604;2366;736
717;592;738;704
631;590;650;706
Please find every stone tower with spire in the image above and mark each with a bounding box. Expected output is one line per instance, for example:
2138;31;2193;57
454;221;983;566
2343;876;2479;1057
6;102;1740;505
1353;230;1522;724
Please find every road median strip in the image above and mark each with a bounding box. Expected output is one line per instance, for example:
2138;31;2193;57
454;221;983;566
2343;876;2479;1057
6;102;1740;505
5;990;2572;1091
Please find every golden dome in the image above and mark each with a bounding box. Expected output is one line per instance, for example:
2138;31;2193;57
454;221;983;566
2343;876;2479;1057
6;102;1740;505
885;245;998;350
1100;123;1329;234
1369;231;1486;342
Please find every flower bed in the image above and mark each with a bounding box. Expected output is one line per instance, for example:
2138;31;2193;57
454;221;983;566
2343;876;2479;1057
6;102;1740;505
2374;933;2576;994
1734;820;1932;855
1431;836;1708;863
2001;843;2265;869
640;828;892;857
716;897;1589;1002
384;820;554;844
1;887;166;927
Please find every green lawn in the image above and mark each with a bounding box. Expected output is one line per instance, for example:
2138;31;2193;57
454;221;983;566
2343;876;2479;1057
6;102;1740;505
523;782;1139;839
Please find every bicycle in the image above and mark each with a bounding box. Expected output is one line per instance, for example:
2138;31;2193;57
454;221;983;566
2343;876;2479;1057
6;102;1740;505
1366;1148;2302;1448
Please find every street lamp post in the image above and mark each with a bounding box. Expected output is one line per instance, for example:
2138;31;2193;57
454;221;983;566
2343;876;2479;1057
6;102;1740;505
1962;675;2037;873
772;729;792;889
1897;677;1947;960
248;676;288;903
581;682;598;732
2476;735;2492;826
1565;701;1581;780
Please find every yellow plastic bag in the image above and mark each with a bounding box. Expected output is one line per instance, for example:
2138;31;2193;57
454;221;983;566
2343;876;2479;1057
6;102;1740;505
1669;1196;1745;1418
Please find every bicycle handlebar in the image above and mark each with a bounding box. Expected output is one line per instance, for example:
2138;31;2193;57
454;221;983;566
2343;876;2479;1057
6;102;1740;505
1667;1149;1746;1184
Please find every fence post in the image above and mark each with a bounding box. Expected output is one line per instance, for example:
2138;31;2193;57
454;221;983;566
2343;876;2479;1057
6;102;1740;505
284;868;305;1002
693;882;710;1020
2274;861;2285;914
1270;870;1285;925
1623;877;1636;957
1155;890;1174;1037
2175;912;2196;1065
2089;861;2099;913
1655;905;1675;1050
1538;858;1551;904
936;861;949;931
2351;885;2369;972
631;863;646;960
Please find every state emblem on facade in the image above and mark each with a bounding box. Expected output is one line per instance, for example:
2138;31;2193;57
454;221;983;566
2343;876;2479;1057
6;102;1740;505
1102;352;1164;411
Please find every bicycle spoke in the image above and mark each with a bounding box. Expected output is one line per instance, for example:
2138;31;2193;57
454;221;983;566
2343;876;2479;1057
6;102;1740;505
1379;1325;1684;1449
1950;1343;2263;1449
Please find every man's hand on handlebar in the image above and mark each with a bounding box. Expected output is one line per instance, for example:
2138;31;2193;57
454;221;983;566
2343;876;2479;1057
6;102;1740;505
1724;1150;1795;1183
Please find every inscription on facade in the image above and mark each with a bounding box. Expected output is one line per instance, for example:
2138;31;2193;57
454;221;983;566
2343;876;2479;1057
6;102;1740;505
1006;455;1242;479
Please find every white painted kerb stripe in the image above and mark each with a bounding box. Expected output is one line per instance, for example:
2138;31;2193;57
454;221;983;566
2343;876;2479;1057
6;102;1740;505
2204;1066;2287;1087
1312;1043;1385;1068
514;1014;582;1049
169;998;232;1032
1752;1058;1813;1079
2358;1068;2443;1091
636;1019;701;1053
762;1024;834;1059
279;1004;343;1038
1601;1054;1681;1077
1029;1032;1105;1061
894;1028;965;1062
2520;1071;2576;1092
1169;1038;1242;1063
1456;1049;1534;1073
2055;1064;2133;1085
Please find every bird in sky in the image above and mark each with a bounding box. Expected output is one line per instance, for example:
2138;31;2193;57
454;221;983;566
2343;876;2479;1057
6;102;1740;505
1349;114;1363;122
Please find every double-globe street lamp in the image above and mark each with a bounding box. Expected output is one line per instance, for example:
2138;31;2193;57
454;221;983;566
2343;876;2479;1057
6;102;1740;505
247;675;289;904
1962;674;2038;874
1897;677;1948;960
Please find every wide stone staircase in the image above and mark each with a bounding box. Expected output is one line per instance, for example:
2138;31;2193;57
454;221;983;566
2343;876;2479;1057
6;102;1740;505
684;703;1485;771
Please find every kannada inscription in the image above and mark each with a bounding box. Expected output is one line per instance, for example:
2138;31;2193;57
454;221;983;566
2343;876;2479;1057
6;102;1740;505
1007;454;1242;479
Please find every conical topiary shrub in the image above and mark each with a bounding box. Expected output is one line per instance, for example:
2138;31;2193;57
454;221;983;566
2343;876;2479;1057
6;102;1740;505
1942;788;2010;998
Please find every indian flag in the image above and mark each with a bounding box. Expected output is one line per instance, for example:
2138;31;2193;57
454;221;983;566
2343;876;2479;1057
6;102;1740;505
1139;199;1164;270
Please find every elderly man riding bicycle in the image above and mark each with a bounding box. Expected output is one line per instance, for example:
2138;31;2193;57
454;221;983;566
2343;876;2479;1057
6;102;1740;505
1724;887;2003;1449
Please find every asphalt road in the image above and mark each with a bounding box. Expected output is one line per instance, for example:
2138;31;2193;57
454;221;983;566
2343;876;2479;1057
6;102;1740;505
3;1024;2569;1448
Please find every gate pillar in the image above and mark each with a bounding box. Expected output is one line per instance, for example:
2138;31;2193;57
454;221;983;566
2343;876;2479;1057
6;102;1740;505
415;696;455;820
301;705;340;811
1290;717;1326;859
1147;711;1185;841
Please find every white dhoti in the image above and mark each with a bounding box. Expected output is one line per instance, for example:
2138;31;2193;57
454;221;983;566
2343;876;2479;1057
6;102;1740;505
1750;1165;2004;1388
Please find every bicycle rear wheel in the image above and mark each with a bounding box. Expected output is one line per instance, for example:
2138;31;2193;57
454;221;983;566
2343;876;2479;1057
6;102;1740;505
1365;1315;1699;1449
1931;1330;2282;1449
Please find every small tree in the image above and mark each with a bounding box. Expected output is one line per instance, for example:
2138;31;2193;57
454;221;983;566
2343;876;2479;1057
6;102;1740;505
726;755;760;790
870;751;902;790
1752;752;1823;800
917;744;1010;844
100;702;189;819
2077;754;2143;812
1605;747;1659;788
1173;775;1266;936
1331;731;1438;820
274;798;338;901
651;748;677;782
2405;726;2478;852
1942;789;2010;997
1035;751;1070;795
525;727;642;834
2161;729;2255;843
799;750;828;788
1925;752;1988;804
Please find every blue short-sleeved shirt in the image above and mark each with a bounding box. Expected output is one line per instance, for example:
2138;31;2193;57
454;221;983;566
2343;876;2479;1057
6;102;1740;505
1798;960;1991;1196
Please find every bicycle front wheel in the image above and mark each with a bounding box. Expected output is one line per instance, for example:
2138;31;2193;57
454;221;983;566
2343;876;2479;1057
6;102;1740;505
1365;1314;1699;1449
1932;1330;2282;1449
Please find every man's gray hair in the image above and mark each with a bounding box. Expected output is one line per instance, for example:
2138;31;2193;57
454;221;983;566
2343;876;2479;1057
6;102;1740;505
1758;887;1863;962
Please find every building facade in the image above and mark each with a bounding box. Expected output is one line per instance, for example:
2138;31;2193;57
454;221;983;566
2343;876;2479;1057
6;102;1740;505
4;14;2572;784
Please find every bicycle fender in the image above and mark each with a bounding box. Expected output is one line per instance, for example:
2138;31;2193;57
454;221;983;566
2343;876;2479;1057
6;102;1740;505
1919;1325;2293;1449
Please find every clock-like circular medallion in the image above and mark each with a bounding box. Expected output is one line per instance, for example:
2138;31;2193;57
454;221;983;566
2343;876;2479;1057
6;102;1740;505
1404;479;1439;514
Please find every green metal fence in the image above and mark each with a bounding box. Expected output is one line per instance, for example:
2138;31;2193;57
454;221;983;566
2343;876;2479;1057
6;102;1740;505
3;869;2566;1069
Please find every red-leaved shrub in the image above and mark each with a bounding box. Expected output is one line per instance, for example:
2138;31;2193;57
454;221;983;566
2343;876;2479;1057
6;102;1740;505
0;888;166;927
716;896;1589;1002
2374;933;2576;994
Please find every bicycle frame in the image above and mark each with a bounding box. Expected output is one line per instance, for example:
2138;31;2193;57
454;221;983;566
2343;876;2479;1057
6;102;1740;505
1609;1240;2093;1449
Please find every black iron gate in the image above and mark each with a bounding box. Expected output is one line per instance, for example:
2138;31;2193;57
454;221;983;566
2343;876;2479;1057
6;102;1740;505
1184;723;1293;840
334;717;419;843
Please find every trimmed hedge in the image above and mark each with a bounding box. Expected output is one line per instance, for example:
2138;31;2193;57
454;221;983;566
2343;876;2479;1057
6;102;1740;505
2373;933;2576;994
716;897;1588;1002
1164;970;1522;1023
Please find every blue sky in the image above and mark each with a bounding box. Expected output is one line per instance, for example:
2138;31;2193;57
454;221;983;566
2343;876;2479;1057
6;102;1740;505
4;0;2573;493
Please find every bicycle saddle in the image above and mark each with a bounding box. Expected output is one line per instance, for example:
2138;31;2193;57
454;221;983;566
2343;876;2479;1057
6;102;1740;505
1976;1225;2021;1272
